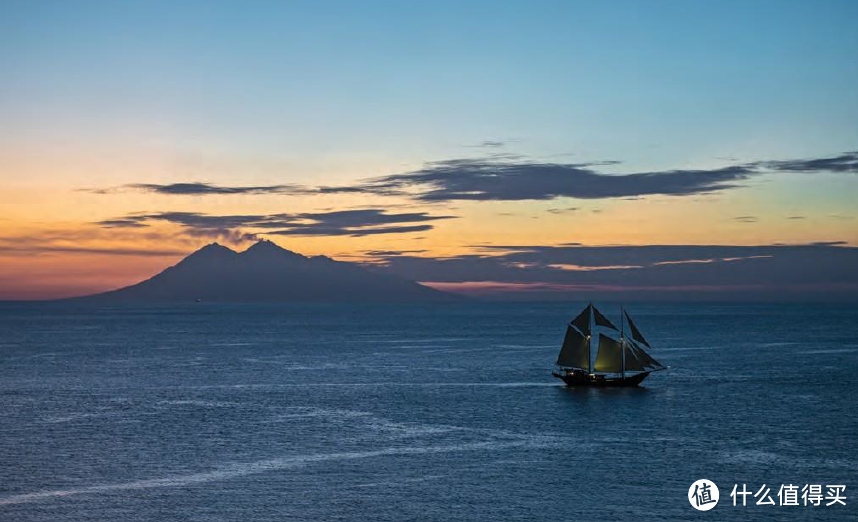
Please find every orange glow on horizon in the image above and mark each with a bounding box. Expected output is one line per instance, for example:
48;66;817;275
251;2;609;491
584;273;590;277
1;155;856;299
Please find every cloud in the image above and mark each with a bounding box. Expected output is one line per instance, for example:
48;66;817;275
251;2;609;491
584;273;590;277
787;216;806;220
288;209;453;227
362;249;428;256
809;241;847;246
81;183;303;196
338;149;858;203
757;151;858;173
465;140;507;149
84;150;858;203
0;227;195;258
126;182;303;195
419;281;771;297
96;219;150;228
362;243;858;300
349;158;755;202
547;207;580;214
3;246;185;256
267;224;435;237
547;263;642;271
0;236;185;257
86;181;405;197
96;209;456;239
97;212;262;243
732;216;759;223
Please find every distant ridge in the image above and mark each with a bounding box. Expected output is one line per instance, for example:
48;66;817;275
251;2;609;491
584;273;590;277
72;240;457;302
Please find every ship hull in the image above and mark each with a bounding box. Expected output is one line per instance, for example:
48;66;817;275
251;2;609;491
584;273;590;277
552;370;650;387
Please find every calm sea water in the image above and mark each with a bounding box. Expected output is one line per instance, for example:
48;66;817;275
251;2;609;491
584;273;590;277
0;302;855;521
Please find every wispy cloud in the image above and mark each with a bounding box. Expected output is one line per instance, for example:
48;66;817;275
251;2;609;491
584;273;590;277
84;182;404;197
83;182;306;196
0;236;185;257
95;218;150;228
96;209;456;238
126;182;303;195
266;224;435;237
547;207;579;214
465;140;507;149
756;151;858;173
361;249;429;256
732;216;759;223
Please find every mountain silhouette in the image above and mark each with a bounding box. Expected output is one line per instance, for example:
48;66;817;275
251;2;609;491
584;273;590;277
75;240;456;302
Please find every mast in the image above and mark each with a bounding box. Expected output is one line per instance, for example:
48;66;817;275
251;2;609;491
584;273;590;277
620;305;626;379
587;303;593;374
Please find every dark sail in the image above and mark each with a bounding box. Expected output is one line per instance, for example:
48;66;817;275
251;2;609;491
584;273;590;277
592;306;618;330
623;342;646;371
630;341;664;369
570;305;591;336
624;311;650;348
556;325;589;369
551;306;665;387
594;334;623;373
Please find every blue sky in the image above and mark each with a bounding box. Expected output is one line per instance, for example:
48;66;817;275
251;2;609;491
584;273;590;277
4;0;857;168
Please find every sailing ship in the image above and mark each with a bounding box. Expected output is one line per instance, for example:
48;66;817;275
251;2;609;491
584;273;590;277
552;303;666;387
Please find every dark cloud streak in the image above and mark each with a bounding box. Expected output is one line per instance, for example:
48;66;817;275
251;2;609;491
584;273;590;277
357;159;754;201
338;150;858;202
756;151;858;173
85;150;858;203
96;209;456;239
363;243;858;300
128;182;302;195
267;225;435;237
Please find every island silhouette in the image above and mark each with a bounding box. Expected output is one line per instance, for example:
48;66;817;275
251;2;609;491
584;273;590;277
73;240;456;302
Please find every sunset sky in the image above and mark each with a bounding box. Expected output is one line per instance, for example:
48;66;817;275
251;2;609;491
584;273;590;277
2;0;857;299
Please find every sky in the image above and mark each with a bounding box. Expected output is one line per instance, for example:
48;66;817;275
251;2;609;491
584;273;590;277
1;0;857;300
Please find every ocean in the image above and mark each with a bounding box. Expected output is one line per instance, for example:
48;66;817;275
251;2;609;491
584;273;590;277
0;302;855;521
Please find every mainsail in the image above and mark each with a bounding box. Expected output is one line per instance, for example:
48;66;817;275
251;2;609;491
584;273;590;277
623;342;646;371
556;325;589;369
594;334;623;373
